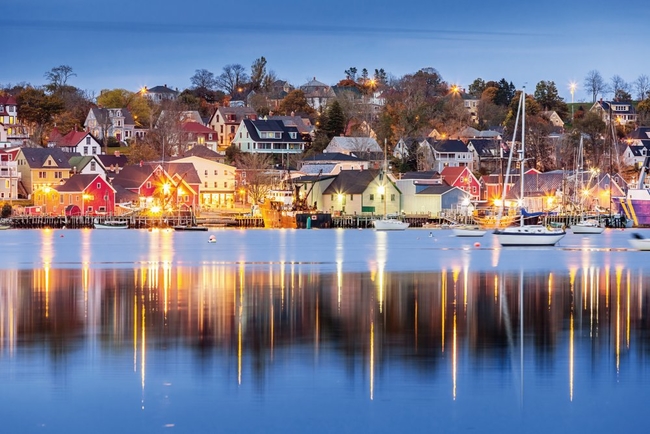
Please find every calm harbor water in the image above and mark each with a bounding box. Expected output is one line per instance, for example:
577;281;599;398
1;228;650;433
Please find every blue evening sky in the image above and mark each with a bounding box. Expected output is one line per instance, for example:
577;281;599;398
6;0;650;103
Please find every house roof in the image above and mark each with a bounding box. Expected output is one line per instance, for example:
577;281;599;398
20;147;73;169
468;139;500;157
322;169;380;195
0;95;17;105
325;136;383;153
626;127;650;140
97;153;128;169
111;164;158;190
400;171;441;180
428;139;469;152
69;155;103;172
210;106;257;125
52;130;97;148
300;163;337;175
175;145;222;159
507;171;565;199
90;107;136;126
242;119;303;143
416;185;456;195
267;116;314;135
181;121;215;134
146;85;179;94
160;162;201;184
441;166;474;184
113;183;141;203
55;174;112;193
302;152;365;162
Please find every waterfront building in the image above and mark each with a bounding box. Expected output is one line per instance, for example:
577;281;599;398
231;118;306;156
16;147;72;196
170;155;236;210
33;174;116;216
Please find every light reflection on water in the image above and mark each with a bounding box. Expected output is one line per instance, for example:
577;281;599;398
0;229;649;432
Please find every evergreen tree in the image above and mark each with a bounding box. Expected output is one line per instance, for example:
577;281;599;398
325;100;345;138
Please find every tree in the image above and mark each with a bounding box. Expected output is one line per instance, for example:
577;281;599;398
468;78;487;98
574;111;607;167
97;88;152;127
634;75;650;101
323;100;346;138
250;57;268;92
584;70;608;103
216;64;249;95
610;75;631;101
235;152;274;205
534;81;562;111
127;141;159;164
636;98;650;126
44;65;76;92
277;90;315;116
494;79;516;106
344;67;358;81
17;87;64;145
190;69;217;90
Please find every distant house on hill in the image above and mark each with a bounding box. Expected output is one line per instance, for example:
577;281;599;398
84;107;136;143
142;85;179;102
590;100;637;126
207;106;258;152
300;77;336;112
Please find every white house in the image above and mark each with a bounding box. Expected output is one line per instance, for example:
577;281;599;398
207;106;258;152
590;100;637;126
84;107;136;143
48;128;102;155
231;119;307;155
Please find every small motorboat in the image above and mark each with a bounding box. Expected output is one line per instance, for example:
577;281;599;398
174;225;208;231
571;219;604;234
629;233;650;250
94;219;128;229
451;224;487;237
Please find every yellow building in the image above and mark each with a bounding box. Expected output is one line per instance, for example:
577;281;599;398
16;147;72;196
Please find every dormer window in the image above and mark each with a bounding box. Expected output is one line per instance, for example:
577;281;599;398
289;132;297;139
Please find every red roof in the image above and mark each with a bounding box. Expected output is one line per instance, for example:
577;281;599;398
441;166;472;184
0;96;17;105
55;130;92;147
181;122;215;134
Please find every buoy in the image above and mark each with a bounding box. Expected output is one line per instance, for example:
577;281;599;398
428;232;433;237
208;235;216;243
474;242;480;247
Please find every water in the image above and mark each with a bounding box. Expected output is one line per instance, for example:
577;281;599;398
1;228;649;433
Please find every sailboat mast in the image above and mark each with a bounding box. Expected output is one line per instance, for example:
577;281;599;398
519;88;526;227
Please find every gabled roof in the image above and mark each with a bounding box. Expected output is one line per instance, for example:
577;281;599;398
0;95;17;105
468;138;500;157
53;130;98;148
55;174;112;193
175;145;222;159
507;171;564;199
241;119;304;143
400;171;440;180
300;163;337;175
322;169;380;195
111;164;159;190
181;121;215;134
441;166;474;184
161;162;201;184
416;185;456;195
97;153;128;169
626;127;650;140
90;107;136;126
20;147;73;169
69;155;103;172
267;116;314;135
325;136;382;153
427;139;469;152
146;85;179;94
210;106;257;125
302;152;365;162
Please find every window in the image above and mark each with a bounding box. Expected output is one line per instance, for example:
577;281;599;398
214;170;218;175
349;194;353;201
83;146;88;155
205;169;208;176
224;182;227;188
204;182;208;187
60;195;64;204
208;134;213;140
90;161;96;171
331;194;335;201
92;147;97;155
214;182;217;187
146;181;151;189
289;132;297;139
369;194;375;201
472;186;477;194
230;126;235;134
390;194;396;202
86;137;91;145
97;183;101;189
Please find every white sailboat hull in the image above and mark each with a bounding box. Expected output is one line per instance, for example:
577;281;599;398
571;220;604;234
451;225;487;237
373;218;409;231
494;225;566;246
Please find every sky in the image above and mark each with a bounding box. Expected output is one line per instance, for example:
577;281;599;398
6;0;650;104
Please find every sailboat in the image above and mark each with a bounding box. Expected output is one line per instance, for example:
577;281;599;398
570;137;604;234
493;87;566;246
373;140;409;231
